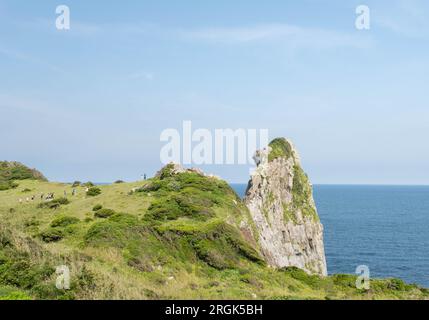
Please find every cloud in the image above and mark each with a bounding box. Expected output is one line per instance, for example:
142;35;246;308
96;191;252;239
18;17;373;50
0;47;64;73
375;0;429;38
179;24;373;49
126;71;154;81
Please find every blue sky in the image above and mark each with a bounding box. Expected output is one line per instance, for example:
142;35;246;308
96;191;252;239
1;0;428;184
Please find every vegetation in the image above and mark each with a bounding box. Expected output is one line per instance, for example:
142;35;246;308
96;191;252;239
37;197;70;210
92;204;103;211
86;187;101;197
94;208;116;218
72;181;81;188
0;163;427;300
268;138;293;162
0;162;46;191
50;216;80;228
290;165;319;221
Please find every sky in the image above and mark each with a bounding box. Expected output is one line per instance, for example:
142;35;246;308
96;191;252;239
1;0;428;184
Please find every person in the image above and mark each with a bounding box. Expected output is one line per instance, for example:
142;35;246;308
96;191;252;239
72;188;76;196
31;195;35;201
64;190;67;197
19;198;23;204
40;193;44;200
144;173;147;180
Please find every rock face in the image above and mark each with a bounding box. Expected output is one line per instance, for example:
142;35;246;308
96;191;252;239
244;138;327;276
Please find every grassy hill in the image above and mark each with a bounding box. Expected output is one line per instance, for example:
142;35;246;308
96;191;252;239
0;163;428;300
0;161;46;191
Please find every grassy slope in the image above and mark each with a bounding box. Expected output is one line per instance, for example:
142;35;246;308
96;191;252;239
0;174;428;300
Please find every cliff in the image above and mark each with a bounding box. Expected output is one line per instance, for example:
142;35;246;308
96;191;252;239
245;138;327;276
0;159;427;300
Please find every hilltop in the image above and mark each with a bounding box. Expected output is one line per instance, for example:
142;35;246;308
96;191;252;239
0;146;428;300
0;161;46;191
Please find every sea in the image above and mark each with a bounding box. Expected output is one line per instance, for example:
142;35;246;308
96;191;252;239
231;184;429;288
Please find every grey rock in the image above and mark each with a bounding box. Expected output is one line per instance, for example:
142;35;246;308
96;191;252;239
244;138;327;276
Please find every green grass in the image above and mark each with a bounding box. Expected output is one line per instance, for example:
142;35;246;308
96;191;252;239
0;170;427;300
268;138;293;162
290;165;319;221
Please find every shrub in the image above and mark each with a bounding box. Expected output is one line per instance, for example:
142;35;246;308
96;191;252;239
145;193;215;221
50;216;80;228
114;180;124;184
55;197;70;205
83;182;95;187
92;204;103;211
84;213;141;247
86;187;101;197
387;278;408;291
24;218;39;228
280;266;325;289
331;274;357;288
0;181;18;191
72;181;81;187
40;228;64;242
94;208;116;218
21;188;32;193
268;138;293;162
37;197;70;209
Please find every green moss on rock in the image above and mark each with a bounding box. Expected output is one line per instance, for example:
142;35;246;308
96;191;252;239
291;165;318;221
268;138;293;162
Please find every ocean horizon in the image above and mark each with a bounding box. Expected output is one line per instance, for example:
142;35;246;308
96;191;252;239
231;183;429;288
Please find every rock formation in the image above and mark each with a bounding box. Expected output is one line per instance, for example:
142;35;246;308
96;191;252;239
244;138;327;276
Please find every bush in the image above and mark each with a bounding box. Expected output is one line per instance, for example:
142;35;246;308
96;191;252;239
144;193;215;221
94;208;116;218
114;180;124;184
21;188;32;193
83;182;94;187
37;197;70;209
92;204;103;211
72;181;81;187
281;266;325;289
40;228;64;242
50;216;80;228
0;181;18;191
55;197;70;205
84;213;141;247
268;138;293;162
387;278;408;291
86;187;101;197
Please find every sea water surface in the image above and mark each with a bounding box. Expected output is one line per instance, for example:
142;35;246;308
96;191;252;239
231;184;429;287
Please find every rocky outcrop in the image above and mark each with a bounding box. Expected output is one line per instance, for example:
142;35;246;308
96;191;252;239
244;138;327;276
